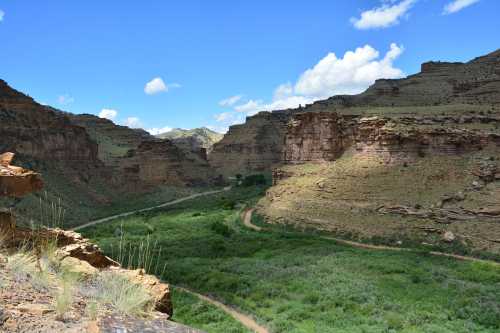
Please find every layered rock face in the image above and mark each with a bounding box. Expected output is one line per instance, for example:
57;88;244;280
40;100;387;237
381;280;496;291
283;112;500;165
120;140;217;188
210;49;500;176
209;110;296;177
0;80;102;181
69;113;218;188
284;113;355;163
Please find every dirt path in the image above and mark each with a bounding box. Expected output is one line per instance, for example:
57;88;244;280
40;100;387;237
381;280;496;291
73;186;232;231
175;286;269;333
241;208;261;231
242;209;500;267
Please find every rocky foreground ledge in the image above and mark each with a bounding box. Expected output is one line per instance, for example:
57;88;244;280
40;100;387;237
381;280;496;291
0;152;204;333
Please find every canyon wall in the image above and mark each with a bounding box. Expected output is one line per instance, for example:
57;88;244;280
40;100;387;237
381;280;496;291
209;110;296;177
282;112;500;166
210;49;500;176
0;80;103;184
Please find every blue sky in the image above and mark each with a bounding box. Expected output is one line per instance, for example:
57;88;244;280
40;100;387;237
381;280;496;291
1;0;499;133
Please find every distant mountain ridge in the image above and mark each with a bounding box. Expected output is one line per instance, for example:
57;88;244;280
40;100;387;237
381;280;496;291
156;127;223;154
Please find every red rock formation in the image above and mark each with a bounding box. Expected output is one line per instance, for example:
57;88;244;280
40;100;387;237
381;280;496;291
0;152;43;197
0;81;101;173
282;112;500;165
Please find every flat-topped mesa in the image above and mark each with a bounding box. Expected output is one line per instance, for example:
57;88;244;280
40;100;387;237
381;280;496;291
0;152;43;197
420;61;463;73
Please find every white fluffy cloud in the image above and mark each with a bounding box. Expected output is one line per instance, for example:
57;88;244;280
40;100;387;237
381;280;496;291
295;43;404;98
219;95;243;107
144;77;167;95
0;10;4;21
443;0;480;14
213;44;404;127
57;94;75;105
144;77;181;95
147;126;173;135
351;0;416;29
99;108;118;120
124;117;142;128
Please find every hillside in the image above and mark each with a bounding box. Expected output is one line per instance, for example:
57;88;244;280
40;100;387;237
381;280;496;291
0;81;219;227
209;48;500;177
156;127;223;155
208;49;500;256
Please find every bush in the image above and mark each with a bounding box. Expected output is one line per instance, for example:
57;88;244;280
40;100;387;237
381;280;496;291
210;221;233;237
241;174;267;187
220;198;236;210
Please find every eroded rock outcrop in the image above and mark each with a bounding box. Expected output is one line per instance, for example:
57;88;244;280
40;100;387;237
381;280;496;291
209;110;296;177
68;113;218;188
0;158;174;319
282;112;500;166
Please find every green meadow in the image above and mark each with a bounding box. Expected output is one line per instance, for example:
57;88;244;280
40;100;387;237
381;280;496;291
81;185;500;333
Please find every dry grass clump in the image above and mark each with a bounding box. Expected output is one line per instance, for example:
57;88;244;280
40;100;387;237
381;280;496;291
93;271;155;317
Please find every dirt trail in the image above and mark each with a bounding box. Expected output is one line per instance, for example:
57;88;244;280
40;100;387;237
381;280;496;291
73;186;231;231
175;286;269;333
241;208;261;231
242;209;500;267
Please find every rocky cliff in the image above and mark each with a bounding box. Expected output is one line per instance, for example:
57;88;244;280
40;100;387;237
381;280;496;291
0;80;102;183
0;80;218;227
258;108;500;256
283;112;500;164
68;114;217;189
210;49;500;177
209;110;296;177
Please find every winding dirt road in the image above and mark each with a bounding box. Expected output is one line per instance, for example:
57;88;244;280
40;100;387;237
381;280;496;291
175;286;269;333
73;186;231;231
241;208;500;267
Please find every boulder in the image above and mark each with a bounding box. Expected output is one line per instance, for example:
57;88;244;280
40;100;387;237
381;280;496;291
0;152;43;197
60;256;99;278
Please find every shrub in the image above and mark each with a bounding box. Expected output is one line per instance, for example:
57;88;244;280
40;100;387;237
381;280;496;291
54;280;74;321
6;252;38;281
242;174;267;187
210;221;233;237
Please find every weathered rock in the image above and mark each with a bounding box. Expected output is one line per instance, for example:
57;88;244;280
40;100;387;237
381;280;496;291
110;268;173;317
209;110;295;177
16;303;54;316
60;256;99;278
0;152;43;197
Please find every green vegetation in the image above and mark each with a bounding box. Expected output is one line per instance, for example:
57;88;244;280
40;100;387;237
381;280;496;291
82;185;500;333
171;287;249;333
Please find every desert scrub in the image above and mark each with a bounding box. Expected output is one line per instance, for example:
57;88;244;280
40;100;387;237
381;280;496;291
6;252;38;281
93;271;155;317
54;279;74;320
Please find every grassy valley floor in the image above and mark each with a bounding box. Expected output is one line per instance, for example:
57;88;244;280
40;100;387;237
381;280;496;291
80;185;500;333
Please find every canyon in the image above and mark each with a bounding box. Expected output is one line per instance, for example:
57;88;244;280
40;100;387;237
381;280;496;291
210;49;500;177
